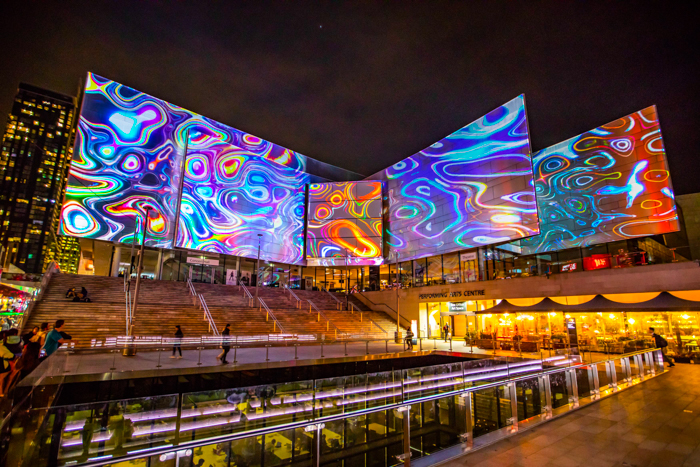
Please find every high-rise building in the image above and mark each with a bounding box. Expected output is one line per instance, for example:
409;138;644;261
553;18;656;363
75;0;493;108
0;83;80;274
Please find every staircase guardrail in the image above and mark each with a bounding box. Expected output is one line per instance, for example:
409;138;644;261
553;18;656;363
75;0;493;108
241;283;254;307
308;299;343;338
258;297;285;333
197;294;220;336
17;261;59;330
348;302;386;336
357;292;412;329
282;284;302;309
325;289;344;310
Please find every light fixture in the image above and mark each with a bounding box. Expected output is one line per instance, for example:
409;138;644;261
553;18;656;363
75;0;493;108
628;318;635;324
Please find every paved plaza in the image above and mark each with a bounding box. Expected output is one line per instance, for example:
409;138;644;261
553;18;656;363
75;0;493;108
444;364;700;467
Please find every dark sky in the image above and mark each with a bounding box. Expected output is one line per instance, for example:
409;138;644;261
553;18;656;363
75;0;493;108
2;1;698;193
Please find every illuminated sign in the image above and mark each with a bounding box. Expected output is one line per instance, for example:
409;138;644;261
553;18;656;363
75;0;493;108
583;255;611;271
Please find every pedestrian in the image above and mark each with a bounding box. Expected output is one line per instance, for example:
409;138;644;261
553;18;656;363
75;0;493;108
405;328;414;350
171;325;183;358
43;320;75;357
4;329;22;357
443;324;449;342
648;327;675;367
22;326;39;347
218;324;231;364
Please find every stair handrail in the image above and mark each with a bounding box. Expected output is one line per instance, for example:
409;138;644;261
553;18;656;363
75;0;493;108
282;284;302;309
357;292;412;329
324;289;344;310
258;297;285;333
186;278;196;295
241;283;254;307
307;299;344;338
17;261;60;330
348;302;385;336
197;293;220;336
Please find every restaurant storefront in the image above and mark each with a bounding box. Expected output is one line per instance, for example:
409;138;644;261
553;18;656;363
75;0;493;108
412;291;700;359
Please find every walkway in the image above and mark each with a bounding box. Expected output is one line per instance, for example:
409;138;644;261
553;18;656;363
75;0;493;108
443;364;700;467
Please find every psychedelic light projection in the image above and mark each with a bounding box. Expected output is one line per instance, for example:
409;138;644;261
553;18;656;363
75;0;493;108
520;105;679;254
369;95;539;262
60;73;310;262
177;140;308;263
306;181;383;266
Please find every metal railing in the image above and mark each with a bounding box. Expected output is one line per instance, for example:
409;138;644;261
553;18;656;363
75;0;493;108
349;302;386;336
17;347;667;467
357;292;412;329
308;299;344;338
241;283;254;307
16;261;59;330
325;289;344;310
197;294;219;336
258;297;285;333
283;284;302;309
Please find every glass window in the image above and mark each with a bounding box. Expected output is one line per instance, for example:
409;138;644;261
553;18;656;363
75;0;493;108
413;259;426;287
442;253;459;284
427;255;443;285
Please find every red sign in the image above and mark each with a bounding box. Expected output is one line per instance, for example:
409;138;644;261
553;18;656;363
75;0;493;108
561;262;577;272
583;254;611;271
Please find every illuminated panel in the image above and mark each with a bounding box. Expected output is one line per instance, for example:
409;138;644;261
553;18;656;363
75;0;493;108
59;73;310;262
370;95;539;262
520;105;679;254
306;181;383;266
177;142;308;263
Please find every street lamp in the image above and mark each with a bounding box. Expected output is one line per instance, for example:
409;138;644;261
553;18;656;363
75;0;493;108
131;206;152;336
255;233;263;306
395;251;401;343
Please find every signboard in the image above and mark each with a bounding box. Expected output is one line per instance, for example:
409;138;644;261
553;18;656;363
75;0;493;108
419;289;485;300
460;252;477;262
566;318;579;355
583;255;611;271
186;257;220;266
561;262;577;273
226;269;237;285
448;302;467;312
304;277;314;290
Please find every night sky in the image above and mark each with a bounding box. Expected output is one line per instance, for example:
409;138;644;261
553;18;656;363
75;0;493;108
2;2;698;193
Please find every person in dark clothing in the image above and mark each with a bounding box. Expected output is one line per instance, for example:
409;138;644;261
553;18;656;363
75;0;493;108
171;325;183;358
4;329;22;356
649;327;675;367
218;324;231;364
22;327;39;347
65;287;76;299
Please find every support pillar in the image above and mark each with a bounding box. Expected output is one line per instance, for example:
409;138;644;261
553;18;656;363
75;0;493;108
110;246;122;277
397;406;411;465
155;248;164;280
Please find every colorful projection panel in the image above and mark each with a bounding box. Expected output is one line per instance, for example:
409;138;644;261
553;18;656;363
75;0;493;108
370;95;539;262
59;73;310;263
520;105;678;254
177;142;308;263
306;181;383;266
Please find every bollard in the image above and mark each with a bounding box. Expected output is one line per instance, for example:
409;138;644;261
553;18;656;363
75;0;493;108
366;340;370;355
434;339;437;350
266;344;270;362
321;342;324;358
295;343;299;360
385;340;388;353
419;338;423;351
233;345;238;365
156;346;162;368
449;338;452;351
110;349;118;371
344;341;348;356
197;346;203;366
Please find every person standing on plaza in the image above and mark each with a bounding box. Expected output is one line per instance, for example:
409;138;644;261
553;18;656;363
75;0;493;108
218;324;231;364
171;325;183;358
649;327;675;367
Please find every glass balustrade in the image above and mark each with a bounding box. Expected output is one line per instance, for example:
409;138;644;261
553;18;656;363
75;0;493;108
3;349;664;467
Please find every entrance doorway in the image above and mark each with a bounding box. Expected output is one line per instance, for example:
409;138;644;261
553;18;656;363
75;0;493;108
187;264;215;283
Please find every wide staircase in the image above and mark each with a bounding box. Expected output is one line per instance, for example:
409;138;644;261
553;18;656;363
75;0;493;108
24;273;402;346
